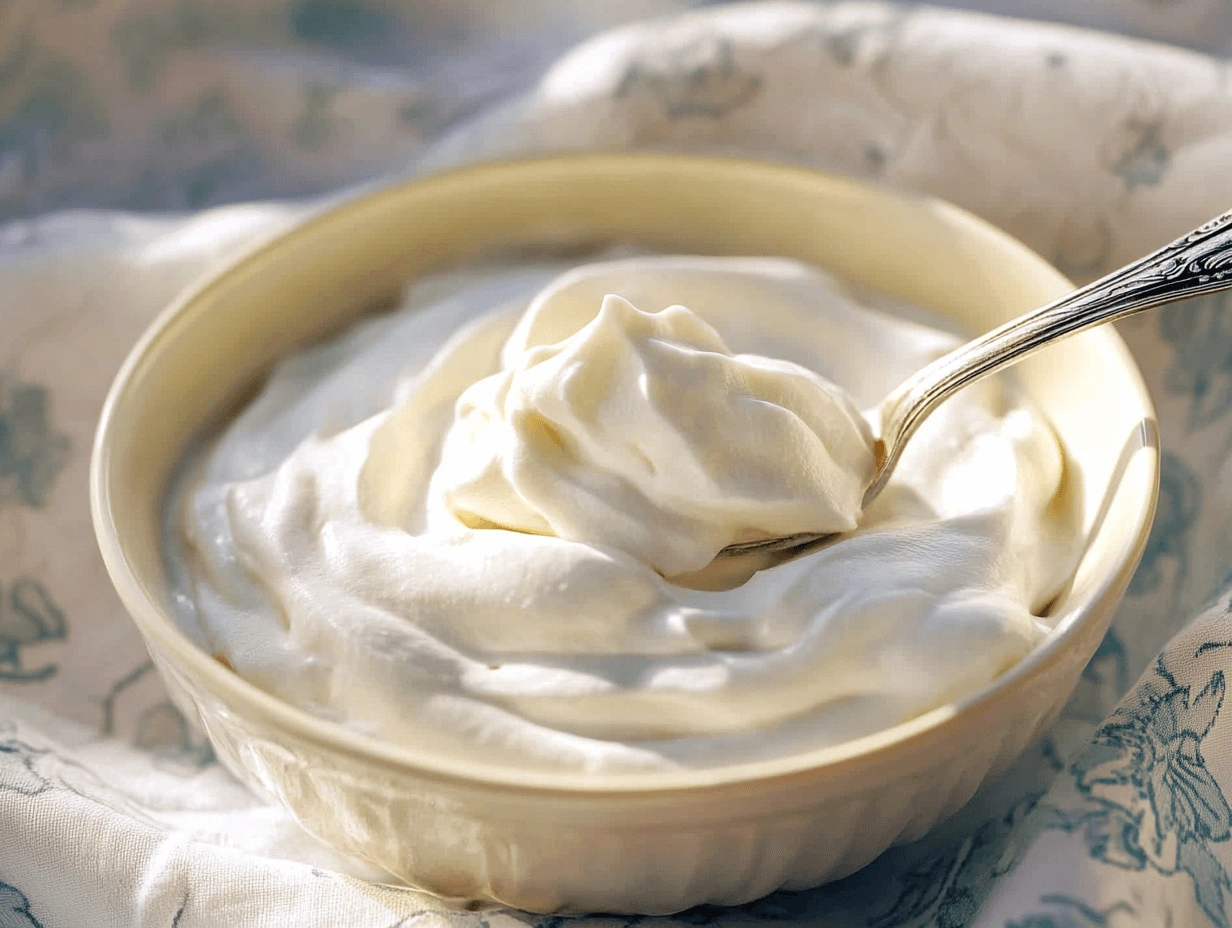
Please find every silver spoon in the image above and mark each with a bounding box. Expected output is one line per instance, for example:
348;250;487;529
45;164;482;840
718;207;1232;559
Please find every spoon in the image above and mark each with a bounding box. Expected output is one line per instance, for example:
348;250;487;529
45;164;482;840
717;207;1232;559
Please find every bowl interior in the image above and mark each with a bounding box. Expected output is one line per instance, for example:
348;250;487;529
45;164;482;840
92;154;1158;790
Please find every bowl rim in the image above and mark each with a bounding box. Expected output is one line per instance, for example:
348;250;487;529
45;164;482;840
90;152;1159;797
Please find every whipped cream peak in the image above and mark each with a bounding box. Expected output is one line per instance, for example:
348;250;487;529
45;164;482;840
429;292;876;575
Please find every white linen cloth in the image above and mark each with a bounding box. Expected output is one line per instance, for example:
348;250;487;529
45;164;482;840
6;1;1232;925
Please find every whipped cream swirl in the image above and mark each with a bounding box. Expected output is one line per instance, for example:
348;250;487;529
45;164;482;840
166;255;1083;772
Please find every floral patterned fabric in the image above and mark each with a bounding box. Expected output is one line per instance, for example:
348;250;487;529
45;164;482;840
6;1;1232;925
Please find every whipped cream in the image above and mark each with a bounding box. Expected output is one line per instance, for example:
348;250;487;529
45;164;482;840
166;255;1084;772
429;284;874;576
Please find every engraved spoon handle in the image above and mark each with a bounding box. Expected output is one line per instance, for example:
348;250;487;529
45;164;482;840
718;208;1232;559
865;208;1232;507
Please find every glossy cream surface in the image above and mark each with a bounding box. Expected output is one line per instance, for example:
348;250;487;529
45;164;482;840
165;255;1084;772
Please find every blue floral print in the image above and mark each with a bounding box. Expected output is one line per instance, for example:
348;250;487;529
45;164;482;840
0;377;69;510
0;577;66;682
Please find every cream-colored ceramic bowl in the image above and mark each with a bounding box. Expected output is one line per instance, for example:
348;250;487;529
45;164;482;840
91;154;1158;915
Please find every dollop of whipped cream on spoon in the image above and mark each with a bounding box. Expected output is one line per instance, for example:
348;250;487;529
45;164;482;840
427;287;876;577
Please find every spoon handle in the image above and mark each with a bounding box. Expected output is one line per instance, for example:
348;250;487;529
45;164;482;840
866;209;1232;505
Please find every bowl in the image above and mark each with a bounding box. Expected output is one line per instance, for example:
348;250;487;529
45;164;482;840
90;154;1158;915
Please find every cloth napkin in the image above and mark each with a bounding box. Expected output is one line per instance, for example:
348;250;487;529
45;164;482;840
6;1;1232;925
